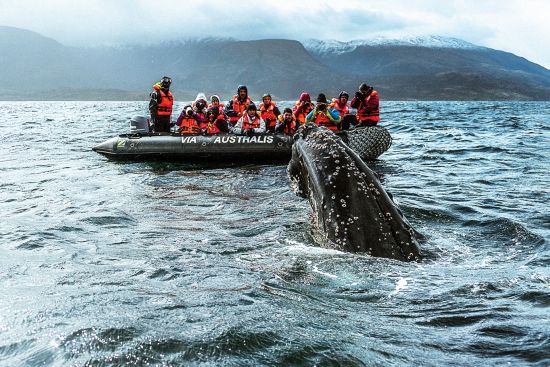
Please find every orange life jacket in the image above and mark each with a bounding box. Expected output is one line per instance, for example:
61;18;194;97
330;98;349;118
277;115;296;135
313;112;338;131
179;116;199;135
154;85;173;116
207;104;225;112
294;101;313;124
259;102;277;128
241;113;261;129
357;91;380;122
230;95;252;123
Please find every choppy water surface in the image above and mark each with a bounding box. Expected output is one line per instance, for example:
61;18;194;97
0;101;548;366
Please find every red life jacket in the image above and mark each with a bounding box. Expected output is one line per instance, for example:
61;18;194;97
241;113;261;129
330;98;349;118
313;112;338;131
357;91;380;122
230;95;252;123
206;115;225;134
294;101;313;124
153;85;173;116
179;116;199;135
277;115;296;135
259;102;277;128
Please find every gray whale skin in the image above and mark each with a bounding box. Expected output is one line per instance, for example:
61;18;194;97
288;125;422;262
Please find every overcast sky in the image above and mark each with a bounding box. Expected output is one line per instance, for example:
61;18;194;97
1;0;549;68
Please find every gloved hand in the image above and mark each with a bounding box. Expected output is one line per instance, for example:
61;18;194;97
355;91;363;99
245;128;254;137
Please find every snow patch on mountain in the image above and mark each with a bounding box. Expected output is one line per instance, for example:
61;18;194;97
304;36;484;54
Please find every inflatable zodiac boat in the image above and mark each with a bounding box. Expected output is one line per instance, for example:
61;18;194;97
92;116;392;162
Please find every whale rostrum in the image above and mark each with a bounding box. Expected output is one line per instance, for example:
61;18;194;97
288;125;422;261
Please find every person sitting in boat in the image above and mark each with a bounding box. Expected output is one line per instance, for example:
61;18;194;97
259;94;281;133
225;85;252;127
306;93;341;131
292;92;314;125
330;91;354;130
191;93;208;130
176;105;200;135
208;95;225;111
204;107;229;135
149;76;173;133
232;104;265;136
350;83;380;127
275;108;297;135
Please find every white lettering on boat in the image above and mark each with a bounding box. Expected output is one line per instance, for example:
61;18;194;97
180;135;277;144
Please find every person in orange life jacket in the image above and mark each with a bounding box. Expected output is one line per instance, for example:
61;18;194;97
275;108;297;135
208;95;227;121
306;93;341;131
224;85;252;127
191;93;208;130
208;95;225;111
176;105;200;135
259;94;281;133
149;76;173;133
232;103;265;136
204;107;229;135
331;91;354;130
350;83;380;127
292;92;314;125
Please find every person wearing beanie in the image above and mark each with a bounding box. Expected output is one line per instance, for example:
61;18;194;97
306;93;341;131
350;82;380;127
330;91;352;130
231;103;265;136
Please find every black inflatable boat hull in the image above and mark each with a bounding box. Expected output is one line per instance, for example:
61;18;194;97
92;134;293;161
92;127;393;162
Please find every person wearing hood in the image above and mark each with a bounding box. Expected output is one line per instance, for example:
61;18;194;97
258;94;281;133
149;76;173;133
232;104;265;136
306;93;341;131
350;83;380;127
292;92;314;125
225;85;253;126
192;93;208;130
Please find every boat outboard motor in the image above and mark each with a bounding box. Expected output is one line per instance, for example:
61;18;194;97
130;116;149;134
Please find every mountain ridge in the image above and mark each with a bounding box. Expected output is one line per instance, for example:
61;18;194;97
0;26;548;101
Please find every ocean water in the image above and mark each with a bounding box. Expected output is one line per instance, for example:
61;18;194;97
0;101;548;366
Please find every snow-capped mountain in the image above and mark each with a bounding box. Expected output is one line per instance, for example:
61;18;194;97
304;36;483;55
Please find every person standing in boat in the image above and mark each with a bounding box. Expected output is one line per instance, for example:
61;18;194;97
306;93;341;131
293;92;314;125
258;94;281;133
350;83;380;127
149;76;173;133
232;104;265;136
275;108;297;135
225;85;252;127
